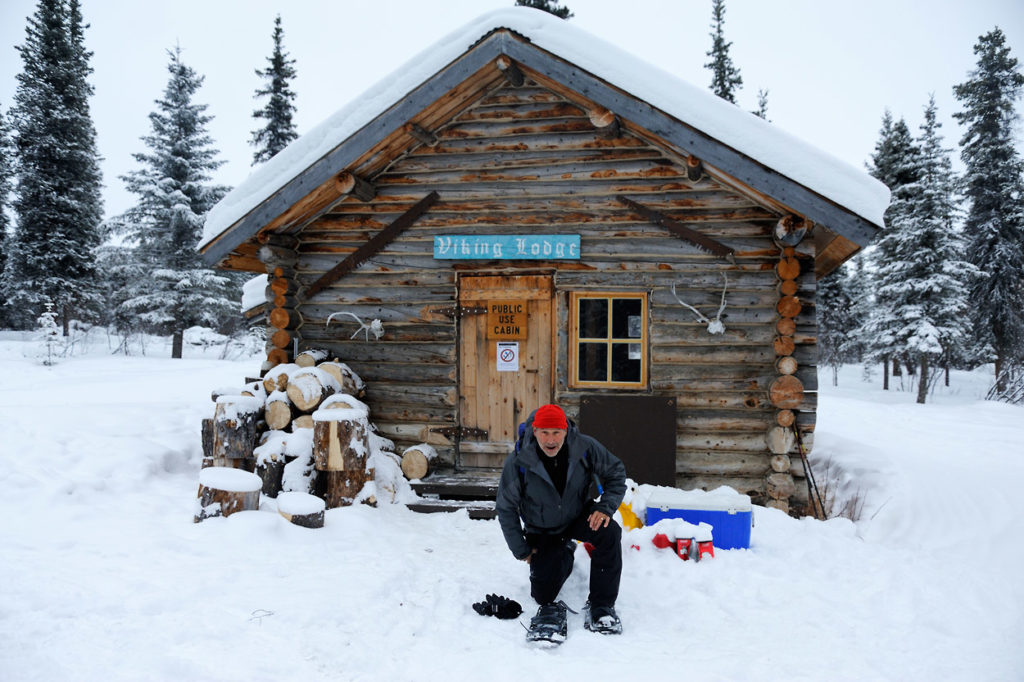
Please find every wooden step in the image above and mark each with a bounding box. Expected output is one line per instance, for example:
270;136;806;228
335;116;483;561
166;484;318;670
409;469;500;500
406;498;497;520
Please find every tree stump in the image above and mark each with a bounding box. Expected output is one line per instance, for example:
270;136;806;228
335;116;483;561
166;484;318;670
212;396;263;466
312;400;371;507
277;491;326;529
286;367;340;412
401;443;437;480
195;467;262;522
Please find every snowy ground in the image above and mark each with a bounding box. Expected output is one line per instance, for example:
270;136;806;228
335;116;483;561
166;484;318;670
1;333;1022;681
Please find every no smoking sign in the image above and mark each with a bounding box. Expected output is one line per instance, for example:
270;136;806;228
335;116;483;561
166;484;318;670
496;342;519;372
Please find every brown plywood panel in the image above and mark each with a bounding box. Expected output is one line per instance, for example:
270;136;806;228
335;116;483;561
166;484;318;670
578;395;677;487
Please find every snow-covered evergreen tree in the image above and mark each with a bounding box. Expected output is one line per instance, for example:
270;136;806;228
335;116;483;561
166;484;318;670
115;47;237;359
250;15;298;165
887;97;977;403
816;265;856;386
515;0;573;19
952;27;1024;388
855;112;921;386
704;0;742;103
1;0;104;332
0;104;12;326
34;299;62;365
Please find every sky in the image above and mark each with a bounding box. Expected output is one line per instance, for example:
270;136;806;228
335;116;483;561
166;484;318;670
1;0;1023;222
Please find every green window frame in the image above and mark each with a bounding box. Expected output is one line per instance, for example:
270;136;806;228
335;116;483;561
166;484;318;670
569;291;648;389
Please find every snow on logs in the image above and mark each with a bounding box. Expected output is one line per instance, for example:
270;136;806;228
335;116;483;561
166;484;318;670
199;350;386;519
312;395;372;508
400;443;438;480
276;491;326;529
195;467;262;522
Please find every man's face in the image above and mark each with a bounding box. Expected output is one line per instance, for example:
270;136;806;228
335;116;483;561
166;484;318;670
533;427;567;458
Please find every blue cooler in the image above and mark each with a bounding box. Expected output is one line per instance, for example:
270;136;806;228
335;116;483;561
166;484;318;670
644;489;753;550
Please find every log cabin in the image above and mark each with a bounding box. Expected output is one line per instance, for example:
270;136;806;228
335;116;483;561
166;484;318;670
199;8;889;514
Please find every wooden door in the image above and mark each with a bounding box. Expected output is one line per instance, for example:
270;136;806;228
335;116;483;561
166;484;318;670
458;275;554;468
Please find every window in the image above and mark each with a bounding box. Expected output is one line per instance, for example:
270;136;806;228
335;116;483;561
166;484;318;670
569;291;647;389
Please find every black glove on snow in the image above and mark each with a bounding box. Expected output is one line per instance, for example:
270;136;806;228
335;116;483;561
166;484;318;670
472;594;522;619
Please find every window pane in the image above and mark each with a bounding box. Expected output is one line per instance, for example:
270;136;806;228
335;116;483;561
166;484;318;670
611;298;642;339
611;343;642;382
578;298;608;339
578;343;607;381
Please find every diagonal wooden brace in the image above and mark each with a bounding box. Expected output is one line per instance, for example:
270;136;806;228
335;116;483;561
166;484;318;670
304;191;440;299
616;195;735;262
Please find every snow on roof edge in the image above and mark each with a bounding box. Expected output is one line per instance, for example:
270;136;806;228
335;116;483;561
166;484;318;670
200;7;889;253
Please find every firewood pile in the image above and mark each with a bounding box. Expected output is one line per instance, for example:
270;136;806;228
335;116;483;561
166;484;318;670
196;349;407;524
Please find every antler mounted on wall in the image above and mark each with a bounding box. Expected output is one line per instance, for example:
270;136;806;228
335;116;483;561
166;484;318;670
326;311;385;341
670;274;729;335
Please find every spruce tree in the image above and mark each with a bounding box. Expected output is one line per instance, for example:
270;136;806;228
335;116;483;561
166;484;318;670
0;105;12;326
2;0;104;332
704;0;742;103
881;97;977;403
515;0;573;19
116;47;237;359
816;265;856;386
952;27;1024;388
856;112;921;387
250;15;299;165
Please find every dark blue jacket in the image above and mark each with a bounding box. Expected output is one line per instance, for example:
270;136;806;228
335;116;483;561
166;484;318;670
495;412;627;560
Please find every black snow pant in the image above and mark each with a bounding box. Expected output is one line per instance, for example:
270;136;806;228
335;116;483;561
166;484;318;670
526;509;622;608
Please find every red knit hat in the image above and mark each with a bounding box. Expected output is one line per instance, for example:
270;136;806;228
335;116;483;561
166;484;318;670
533;404;568;430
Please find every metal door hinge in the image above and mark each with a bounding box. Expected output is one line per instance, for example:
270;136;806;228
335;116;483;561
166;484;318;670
430;425;488;440
430;305;487;319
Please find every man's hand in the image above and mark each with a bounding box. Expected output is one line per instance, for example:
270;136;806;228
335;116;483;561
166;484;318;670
588;510;610;531
523;548;537;564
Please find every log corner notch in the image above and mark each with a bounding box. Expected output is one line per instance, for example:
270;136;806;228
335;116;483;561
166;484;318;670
495;55;524;86
686;154;703;182
587;106;621;139
773;214;810;248
336;171;376;203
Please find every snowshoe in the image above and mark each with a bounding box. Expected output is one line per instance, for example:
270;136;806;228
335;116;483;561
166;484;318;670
525;601;569;645
583;601;622;635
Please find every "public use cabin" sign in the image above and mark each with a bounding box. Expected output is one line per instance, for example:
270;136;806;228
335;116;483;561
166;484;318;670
487;300;527;340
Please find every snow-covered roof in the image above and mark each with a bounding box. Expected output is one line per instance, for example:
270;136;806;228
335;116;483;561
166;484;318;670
200;7;889;255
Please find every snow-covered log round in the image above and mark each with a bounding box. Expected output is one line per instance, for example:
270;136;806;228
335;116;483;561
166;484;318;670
277;492;326;529
292;415;314;430
317;361;365;397
194;467;262;522
262;362;299;394
264;390;295;431
240;381;268;401
213;396;263;464
401;443;437;480
295;349;329;367
285;367;340;412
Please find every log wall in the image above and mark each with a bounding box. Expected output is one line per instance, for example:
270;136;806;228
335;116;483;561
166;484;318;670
272;78;818;506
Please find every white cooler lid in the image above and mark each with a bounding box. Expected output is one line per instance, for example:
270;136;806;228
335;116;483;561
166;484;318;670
645;487;752;514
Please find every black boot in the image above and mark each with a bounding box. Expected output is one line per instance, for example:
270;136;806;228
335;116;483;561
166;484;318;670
583;601;622;635
526;601;569;644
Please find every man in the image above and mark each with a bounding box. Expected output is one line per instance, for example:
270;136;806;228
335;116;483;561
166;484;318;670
495;403;627;643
